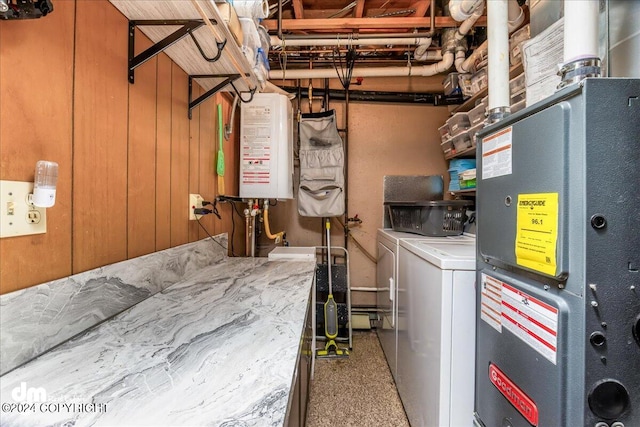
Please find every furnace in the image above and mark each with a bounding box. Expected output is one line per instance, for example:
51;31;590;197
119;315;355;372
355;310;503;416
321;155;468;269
474;78;640;427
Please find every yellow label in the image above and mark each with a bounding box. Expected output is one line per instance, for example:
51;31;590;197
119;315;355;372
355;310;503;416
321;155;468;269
515;193;559;276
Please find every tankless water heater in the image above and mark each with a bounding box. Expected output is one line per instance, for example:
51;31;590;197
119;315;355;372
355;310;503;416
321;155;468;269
240;93;293;199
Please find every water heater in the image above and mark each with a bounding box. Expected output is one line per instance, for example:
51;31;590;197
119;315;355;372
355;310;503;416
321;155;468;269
239;93;293;199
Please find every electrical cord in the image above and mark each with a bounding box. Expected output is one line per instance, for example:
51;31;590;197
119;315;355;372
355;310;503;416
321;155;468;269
195;215;238;257
214;197;246;258
332;46;358;90
202;200;221;219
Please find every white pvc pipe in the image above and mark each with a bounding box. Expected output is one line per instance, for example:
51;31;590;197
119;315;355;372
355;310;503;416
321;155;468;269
564;0;600;63
456;39;486;73
449;0;484;22
268;52;454;79
270;36;432;48
454;0;522;74
487;0;510;113
415;50;443;62
507;0;525;32
456;1;484;41
413;37;435;61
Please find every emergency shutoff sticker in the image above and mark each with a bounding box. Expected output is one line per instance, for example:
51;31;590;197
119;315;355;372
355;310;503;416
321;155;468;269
515;193;559;276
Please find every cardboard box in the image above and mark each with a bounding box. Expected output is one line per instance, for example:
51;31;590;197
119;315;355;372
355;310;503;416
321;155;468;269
216;2;243;47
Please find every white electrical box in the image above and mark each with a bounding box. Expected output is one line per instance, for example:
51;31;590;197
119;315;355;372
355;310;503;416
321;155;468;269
240;93;293;199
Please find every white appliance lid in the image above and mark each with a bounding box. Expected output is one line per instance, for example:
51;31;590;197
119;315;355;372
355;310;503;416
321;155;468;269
378;228;475;246
399;240;476;270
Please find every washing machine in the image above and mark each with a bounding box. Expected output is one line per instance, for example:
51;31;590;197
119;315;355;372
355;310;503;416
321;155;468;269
396;238;477;427
376;229;474;382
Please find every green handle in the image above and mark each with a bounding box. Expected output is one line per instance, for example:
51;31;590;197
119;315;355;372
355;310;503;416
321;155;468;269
217;104;224;176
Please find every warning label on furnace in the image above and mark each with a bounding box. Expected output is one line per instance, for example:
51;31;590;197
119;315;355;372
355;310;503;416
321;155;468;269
482;126;512;180
515;193;558;276
241;106;272;184
480;273;503;333
480;274;559;365
501;282;558;365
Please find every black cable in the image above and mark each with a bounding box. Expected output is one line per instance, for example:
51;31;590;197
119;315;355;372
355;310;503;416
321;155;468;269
196;215;238;257
332;47;357;90
229;202;236;257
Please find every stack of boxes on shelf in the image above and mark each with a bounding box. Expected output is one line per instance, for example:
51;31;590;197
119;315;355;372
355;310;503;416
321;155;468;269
509;24;530;113
509;24;530;67
439;22;532;194
448;159;477;192
439;96;487;159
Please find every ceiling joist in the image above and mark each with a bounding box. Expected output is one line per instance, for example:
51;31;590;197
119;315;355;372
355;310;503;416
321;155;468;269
263;16;488;31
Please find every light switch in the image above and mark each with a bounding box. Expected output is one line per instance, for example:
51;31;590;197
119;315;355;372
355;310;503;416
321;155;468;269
0;180;47;238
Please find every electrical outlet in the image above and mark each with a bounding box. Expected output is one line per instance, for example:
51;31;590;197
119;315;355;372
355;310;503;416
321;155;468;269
0;180;47;238
189;194;204;221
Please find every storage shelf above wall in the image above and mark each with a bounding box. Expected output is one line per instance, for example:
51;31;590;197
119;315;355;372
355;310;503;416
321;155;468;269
110;0;260;94
452;63;524;113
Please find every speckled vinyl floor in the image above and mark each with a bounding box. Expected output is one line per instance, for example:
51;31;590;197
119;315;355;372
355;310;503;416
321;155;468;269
306;331;409;427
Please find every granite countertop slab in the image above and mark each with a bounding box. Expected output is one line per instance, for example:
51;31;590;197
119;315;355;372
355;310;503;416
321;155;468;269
0;237;228;376
0;257;316;427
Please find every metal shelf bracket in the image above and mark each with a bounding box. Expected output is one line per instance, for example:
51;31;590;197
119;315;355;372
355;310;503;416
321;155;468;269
188;74;241;119
128;19;222;84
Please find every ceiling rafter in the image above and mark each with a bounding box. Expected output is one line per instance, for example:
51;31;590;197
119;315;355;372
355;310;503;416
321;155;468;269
292;0;304;19
411;1;430;17
354;0;365;18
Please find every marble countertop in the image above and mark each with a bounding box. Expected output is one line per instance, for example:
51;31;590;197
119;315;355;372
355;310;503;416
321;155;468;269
0;257;316;427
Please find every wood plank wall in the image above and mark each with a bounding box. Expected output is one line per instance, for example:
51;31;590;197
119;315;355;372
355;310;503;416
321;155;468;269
0;0;241;294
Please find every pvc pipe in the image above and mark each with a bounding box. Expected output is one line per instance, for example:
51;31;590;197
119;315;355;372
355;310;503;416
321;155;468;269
487;0;510;114
507;0;525;32
564;0;599;63
268;51;454;79
454;0;522;74
456;1;484;41
456;39;486;73
413;37;435;61
449;0;484;22
270;36;433;48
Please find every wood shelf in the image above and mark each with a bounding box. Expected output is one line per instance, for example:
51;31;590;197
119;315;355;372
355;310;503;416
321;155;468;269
452;63;524;113
110;0;260;94
450;189;476;195
445;143;477;160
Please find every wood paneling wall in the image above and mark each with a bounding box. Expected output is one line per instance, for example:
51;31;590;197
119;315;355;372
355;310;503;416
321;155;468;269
0;0;75;290
0;0;239;294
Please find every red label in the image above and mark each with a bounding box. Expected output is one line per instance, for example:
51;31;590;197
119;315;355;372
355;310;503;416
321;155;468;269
489;364;539;426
